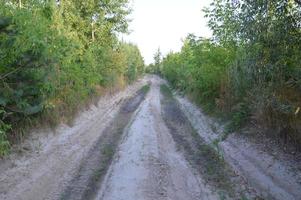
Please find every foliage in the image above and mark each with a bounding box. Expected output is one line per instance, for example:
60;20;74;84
0;0;144;155
161;35;235;111
121;42;144;83
160;0;301;144
0;109;11;156
146;48;162;74
153;48;162;74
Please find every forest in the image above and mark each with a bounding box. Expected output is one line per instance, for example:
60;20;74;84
150;0;301;148
0;0;144;155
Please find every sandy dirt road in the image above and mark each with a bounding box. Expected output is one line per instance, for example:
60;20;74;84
177;95;301;200
96;76;216;200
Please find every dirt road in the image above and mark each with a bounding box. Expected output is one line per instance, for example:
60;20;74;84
0;75;300;200
95;77;216;200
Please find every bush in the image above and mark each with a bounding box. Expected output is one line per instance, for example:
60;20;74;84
0;109;11;156
0;0;144;155
161;0;301;145
161;36;235;112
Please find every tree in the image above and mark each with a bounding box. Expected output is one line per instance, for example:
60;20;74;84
153;48;162;74
0;0;144;155
162;0;301;142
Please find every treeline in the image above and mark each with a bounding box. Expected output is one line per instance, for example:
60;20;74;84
0;0;144;155
159;1;301;146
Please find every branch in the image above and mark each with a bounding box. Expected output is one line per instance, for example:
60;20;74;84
0;67;22;80
295;0;301;6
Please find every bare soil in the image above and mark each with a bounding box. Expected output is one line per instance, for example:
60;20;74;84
176;92;301;200
60;84;150;200
160;84;257;200
95;76;217;200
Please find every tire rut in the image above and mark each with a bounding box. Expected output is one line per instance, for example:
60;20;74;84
160;84;258;200
97;77;215;200
60;85;150;200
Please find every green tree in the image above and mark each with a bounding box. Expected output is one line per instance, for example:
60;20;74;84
153;48;162;74
161;0;301;144
0;0;144;155
121;42;144;82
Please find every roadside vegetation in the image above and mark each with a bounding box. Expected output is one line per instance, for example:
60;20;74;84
0;0;144;156
153;0;301;148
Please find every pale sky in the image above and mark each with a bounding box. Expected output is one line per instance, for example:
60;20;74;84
122;0;213;64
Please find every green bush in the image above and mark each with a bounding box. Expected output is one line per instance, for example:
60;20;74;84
0;0;144;155
161;0;301;143
0;109;11;156
161;36;235;112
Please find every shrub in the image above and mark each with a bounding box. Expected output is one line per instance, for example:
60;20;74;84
161;0;301;145
0;0;144;153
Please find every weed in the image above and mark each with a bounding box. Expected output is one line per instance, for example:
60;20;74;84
102;145;114;157
0;109;11;156
225;103;250;133
141;84;150;94
160;84;173;99
210;123;218;133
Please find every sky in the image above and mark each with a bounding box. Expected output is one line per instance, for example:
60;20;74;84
121;0;213;64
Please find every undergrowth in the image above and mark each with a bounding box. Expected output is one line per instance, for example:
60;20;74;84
141;84;150;94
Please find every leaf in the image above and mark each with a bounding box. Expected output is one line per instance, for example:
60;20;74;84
14;89;24;98
295;107;300;115
0;17;11;31
23;104;43;115
0;97;7;106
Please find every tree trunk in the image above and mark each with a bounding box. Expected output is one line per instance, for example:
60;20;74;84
91;22;95;42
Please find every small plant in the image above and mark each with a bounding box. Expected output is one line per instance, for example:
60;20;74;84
225;102;250;133
141;84;150;94
0;109;11;156
160;84;173;99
